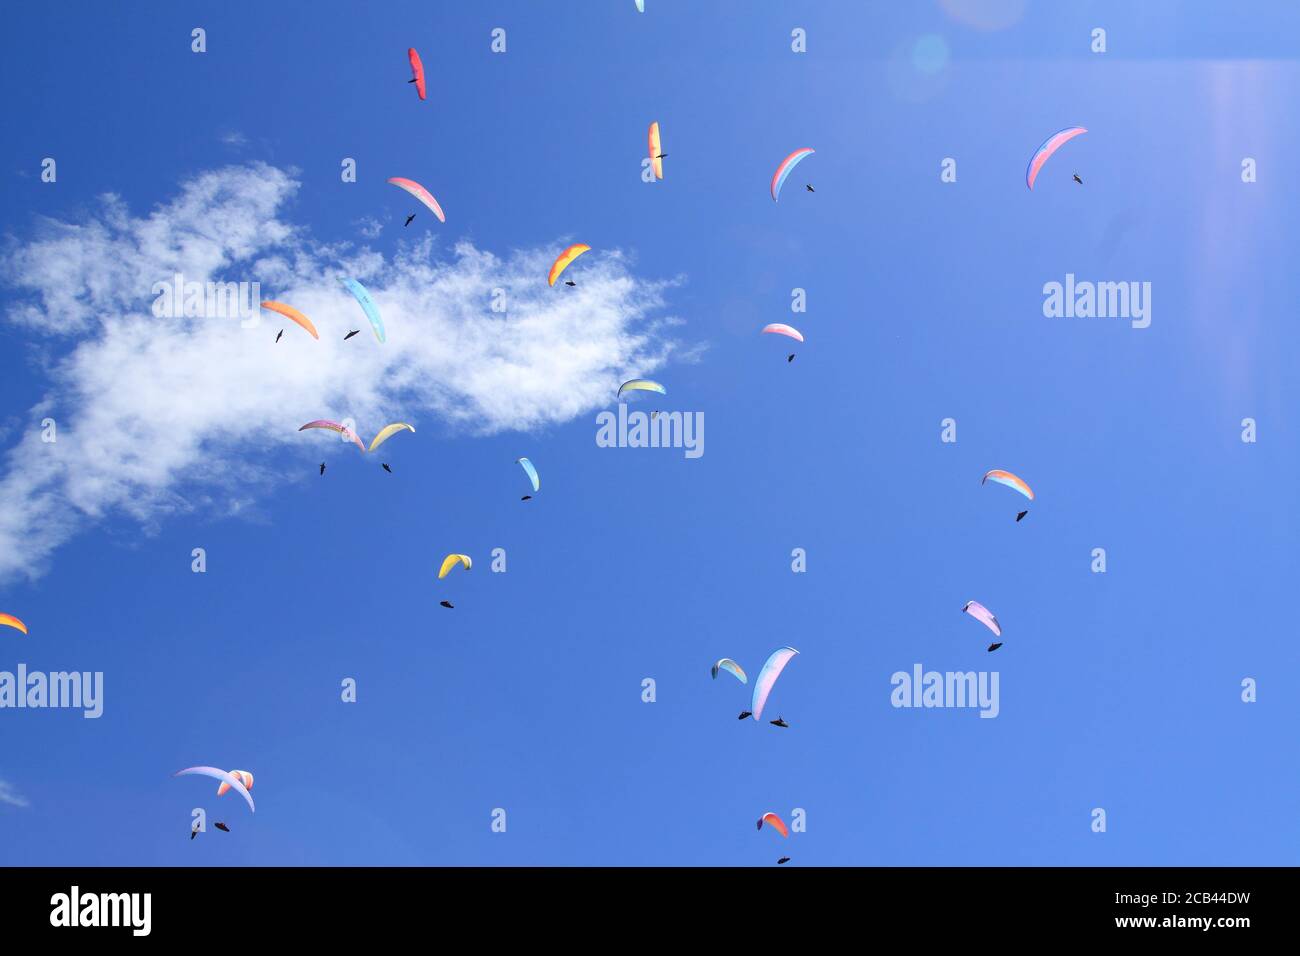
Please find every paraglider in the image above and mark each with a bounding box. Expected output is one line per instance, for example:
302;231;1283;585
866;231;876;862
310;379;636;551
648;122;664;180
1016;510;1028;522
516;457;540;494
382;463;392;474
712;659;747;684
751;646;798;721
1026;127;1087;190
770;717;789;728
982;470;1034;501
173;767;255;814
771;148;814;202
438;554;472;580
344;329;360;341
440;600;454;609
0;613;28;635
407;48;427;100
617;379;666;400
805;184;815;193
762;323;804;343
778;857;791;865
387;177;446;224
1073;173;1083;185
260;301;319;340
299;420;366;453
319;463;326;476
757;812;789;837
214;823;230;833
216;771;253;798
738;711;752;720
787;354;795;363
275;330;283;343
405;214;416;227
548;244;591;287
340;278;385;343
368;422;415;453
962;601;1002;649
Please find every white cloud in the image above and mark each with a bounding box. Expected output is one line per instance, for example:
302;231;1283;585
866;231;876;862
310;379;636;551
0;163;685;581
0;778;29;808
354;216;385;239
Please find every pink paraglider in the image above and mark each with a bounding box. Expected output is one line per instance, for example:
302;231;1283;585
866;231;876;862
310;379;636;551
761;323;804;343
750;646;798;721
1026;127;1086;190
961;601;1002;638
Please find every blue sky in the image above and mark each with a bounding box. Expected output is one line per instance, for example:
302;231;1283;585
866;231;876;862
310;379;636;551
2;0;1299;866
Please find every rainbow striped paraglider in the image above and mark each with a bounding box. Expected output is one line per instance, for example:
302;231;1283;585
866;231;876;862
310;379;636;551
770;148;815;202
981;469;1034;501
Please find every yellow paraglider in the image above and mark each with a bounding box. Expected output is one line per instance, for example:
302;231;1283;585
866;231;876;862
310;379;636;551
438;554;472;579
368;423;415;453
648;122;664;180
0;613;28;635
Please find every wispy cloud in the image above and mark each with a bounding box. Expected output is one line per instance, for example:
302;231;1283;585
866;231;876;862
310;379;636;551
219;130;248;148
0;163;685;581
0;778;29;808
354;216;385;239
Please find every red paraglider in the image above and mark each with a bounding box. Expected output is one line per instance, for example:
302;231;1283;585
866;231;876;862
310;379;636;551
407;49;427;101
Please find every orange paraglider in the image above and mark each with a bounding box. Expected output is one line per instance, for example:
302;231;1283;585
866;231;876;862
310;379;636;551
216;770;254;798
260;301;319;340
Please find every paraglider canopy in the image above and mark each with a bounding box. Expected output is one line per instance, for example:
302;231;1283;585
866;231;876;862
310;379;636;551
216;770;254;797
407;48;427;100
174;767;255;813
1026;127;1086;189
340;278;386;343
771;148;814;202
548;244;591;287
617;379;666;400
260;301;319;340
982;469;1034;501
648;122;663;180
751;647;798;720
758;812;789;837
0;613;27;635
762;323;804;343
516;457;540;493
369;423;415;453
387;178;445;224
711;659;748;684
962;601;1002;638
438;554;472;580
299;420;366;453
